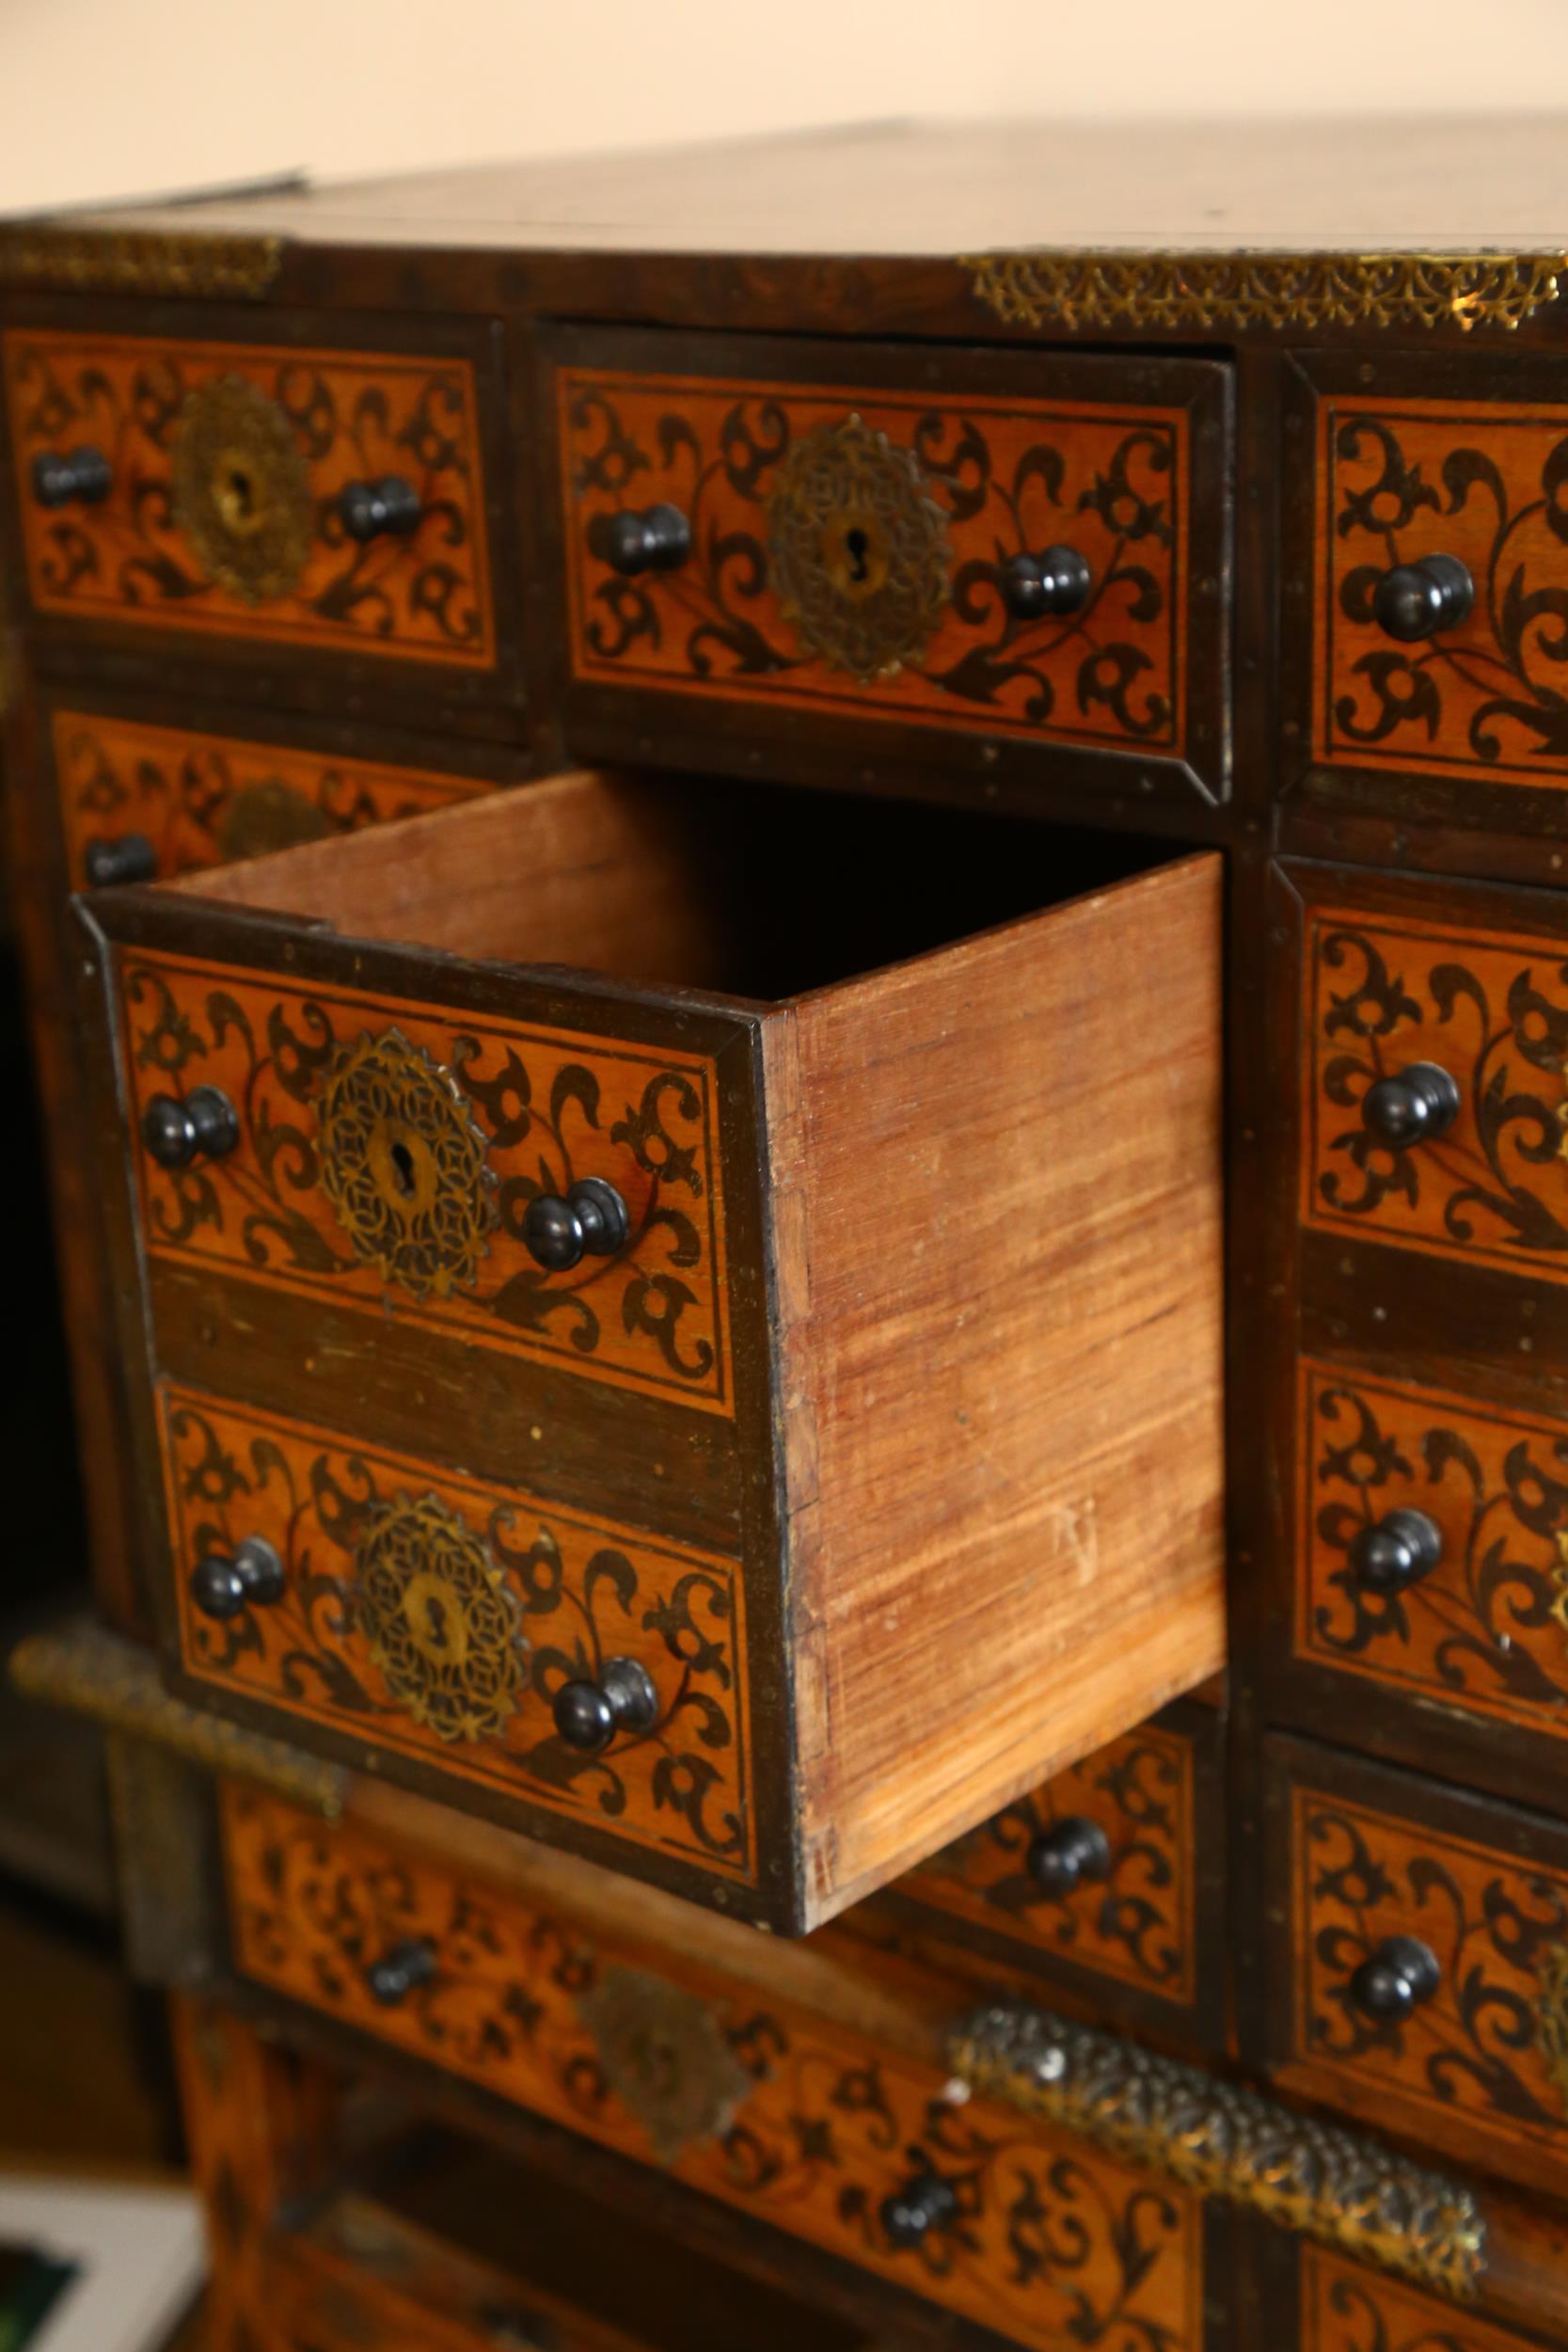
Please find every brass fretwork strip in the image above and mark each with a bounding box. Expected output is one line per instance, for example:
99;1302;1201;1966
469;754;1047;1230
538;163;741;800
0;225;284;300
950;1999;1485;2302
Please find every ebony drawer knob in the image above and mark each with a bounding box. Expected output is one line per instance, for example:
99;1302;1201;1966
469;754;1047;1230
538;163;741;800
1001;546;1092;622
83;833;157;888
879;2171;958;2249
142;1086;240;1170
1350;1935;1441;2024
339;474;422;543
365;1937;437;2006
1360;1062;1461;1150
523;1177;629;1271
552;1657;658;1753
189;1535;284;1622
1349;1507;1443;1595
590;503;691;577
31;446;112;509
1373;554;1475;643
1027;1815;1112;1897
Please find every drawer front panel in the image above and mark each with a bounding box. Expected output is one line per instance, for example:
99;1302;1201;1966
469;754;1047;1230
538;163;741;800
55;709;492;887
1301;898;1568;1281
1313;390;1568;795
222;1786;1205;2352
1296;1359;1568;1747
896;1711;1215;2028
166;1387;754;1882
5;329;495;666
1268;1740;1568;2195
559;349;1226;783
1298;2244;1548;2352
120;951;731;1410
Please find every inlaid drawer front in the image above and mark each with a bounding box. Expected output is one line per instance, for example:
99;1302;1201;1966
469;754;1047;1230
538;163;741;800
557;336;1227;788
4;329;495;666
222;1786;1205;2352
1301;897;1568;1281
1298;2244;1546;2352
164;1387;753;1882
121;951;730;1411
55;709;492;887
1297;1359;1568;1747
1312;388;1568;795
897;1710;1214;2027
1267;1739;1568;2196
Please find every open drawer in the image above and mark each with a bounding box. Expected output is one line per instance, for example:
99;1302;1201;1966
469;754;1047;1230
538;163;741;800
82;770;1225;1931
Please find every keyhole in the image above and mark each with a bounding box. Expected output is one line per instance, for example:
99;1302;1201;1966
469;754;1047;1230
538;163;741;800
388;1139;417;1198
228;467;253;521
422;1594;451;1651
845;526;870;583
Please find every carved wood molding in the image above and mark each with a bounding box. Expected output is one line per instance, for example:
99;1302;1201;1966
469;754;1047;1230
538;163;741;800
949;1999;1485;2302
963;251;1567;335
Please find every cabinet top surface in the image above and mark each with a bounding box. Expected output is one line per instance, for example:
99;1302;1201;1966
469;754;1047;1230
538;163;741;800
26;116;1568;259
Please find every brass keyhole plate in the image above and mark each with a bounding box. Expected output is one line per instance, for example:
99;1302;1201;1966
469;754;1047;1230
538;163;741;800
768;414;949;683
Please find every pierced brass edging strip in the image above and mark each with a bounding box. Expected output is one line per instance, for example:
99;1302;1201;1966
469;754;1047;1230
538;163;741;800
962;249;1566;335
949;2000;1485;2303
0;225;284;300
9;1613;344;1816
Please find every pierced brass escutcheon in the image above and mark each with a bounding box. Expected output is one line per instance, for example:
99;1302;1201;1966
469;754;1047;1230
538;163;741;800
171;375;313;603
216;776;334;862
316;1027;496;1300
768;414;949;684
355;1491;527;1744
578;1965;752;2164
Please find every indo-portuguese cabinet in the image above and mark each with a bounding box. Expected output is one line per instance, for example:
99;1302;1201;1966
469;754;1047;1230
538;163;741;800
8;116;1568;2349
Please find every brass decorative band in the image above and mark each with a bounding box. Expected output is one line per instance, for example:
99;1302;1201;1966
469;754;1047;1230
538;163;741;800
9;1613;344;1816
949;2000;1485;2303
0;225;283;300
962;249;1566;335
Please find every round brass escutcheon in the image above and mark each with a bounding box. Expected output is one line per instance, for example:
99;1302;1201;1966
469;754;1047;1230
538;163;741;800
768;414;949;684
216;776;334;863
355;1492;526;1743
171;375;313;604
316;1027;496;1300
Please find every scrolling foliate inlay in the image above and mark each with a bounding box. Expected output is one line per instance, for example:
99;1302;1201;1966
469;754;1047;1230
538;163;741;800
169;1390;752;1876
1292;1786;1568;2172
965;250;1565;335
122;953;730;1407
54;710;489;887
4;328;494;663
562;368;1189;754
1303;905;1568;1281
908;1723;1197;2004
1299;1361;1568;1742
224;1786;1203;2352
1299;2245;1528;2352
1317;395;1568;788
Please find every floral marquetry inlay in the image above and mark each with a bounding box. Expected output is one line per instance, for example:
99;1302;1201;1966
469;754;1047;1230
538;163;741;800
122;953;730;1408
222;1786;1205;2352
4;328;494;663
166;1388;753;1877
561;364;1200;760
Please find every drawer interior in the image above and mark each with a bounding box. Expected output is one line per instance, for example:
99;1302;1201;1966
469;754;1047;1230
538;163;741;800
172;764;1183;1001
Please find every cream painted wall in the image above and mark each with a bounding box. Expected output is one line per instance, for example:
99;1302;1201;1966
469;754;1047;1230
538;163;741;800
3;0;1567;216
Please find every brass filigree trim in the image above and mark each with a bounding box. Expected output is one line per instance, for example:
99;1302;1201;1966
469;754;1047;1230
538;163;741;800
354;1492;527;1744
172;376;314;604
578;1964;752;2164
1539;1943;1568;2115
949;2000;1486;2302
317;1027;497;1299
768;414;949;682
0;224;283;300
962;249;1567;335
8;1614;344;1816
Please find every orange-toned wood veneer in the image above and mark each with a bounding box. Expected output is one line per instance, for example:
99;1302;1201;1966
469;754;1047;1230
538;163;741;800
221;1782;1206;2352
4;329;494;665
162;1383;753;1881
1301;898;1568;1281
1267;1738;1568;2201
1312;391;1568;793
119;949;731;1412
1298;2243;1551;2352
53;709;493;886
1296;1359;1568;1746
